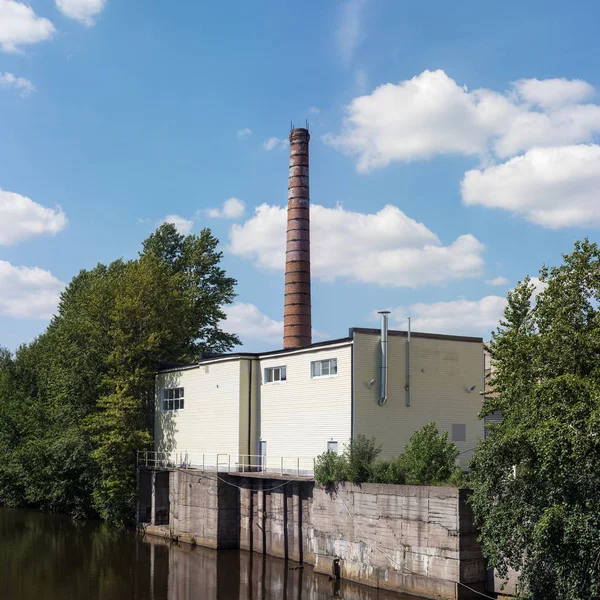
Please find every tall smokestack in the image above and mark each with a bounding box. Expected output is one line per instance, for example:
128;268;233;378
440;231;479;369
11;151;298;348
283;127;311;349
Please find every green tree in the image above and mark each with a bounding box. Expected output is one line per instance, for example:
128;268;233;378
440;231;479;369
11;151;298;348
0;225;238;525
397;422;459;485
469;239;600;600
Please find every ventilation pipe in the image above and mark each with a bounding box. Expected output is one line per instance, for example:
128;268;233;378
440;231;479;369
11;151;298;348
406;317;411;407
378;311;390;406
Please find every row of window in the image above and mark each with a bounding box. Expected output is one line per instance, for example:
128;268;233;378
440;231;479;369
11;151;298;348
265;358;337;384
161;358;339;412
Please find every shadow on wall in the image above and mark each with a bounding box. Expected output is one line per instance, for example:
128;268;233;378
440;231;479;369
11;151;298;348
155;371;182;453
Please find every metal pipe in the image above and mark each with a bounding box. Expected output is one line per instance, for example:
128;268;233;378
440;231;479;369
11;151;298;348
406;317;411;407
378;311;390;406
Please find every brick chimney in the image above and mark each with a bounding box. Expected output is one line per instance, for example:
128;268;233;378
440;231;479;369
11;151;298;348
283;127;311;349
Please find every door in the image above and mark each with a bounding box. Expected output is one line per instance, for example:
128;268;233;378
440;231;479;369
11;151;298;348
259;440;267;472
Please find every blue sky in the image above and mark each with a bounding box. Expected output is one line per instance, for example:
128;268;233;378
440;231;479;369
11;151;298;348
1;0;599;352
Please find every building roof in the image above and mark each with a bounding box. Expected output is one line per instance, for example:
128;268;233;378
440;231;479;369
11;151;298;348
156;327;482;374
349;327;483;344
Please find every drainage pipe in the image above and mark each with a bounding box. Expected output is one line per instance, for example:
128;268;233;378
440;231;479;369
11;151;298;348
406;317;411;407
378;311;390;406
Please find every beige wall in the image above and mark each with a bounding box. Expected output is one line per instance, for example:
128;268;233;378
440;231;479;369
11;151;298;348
154;358;245;467
258;343;352;470
353;331;484;466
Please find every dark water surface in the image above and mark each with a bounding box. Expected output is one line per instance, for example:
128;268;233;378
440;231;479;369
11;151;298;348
0;507;417;600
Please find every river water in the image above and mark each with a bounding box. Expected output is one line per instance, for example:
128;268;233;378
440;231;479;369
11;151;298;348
0;507;417;600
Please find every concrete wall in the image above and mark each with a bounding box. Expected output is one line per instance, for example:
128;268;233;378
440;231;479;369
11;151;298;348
259;342;352;467
311;483;485;600
155;358;244;465
353;331;485;467
140;469;486;600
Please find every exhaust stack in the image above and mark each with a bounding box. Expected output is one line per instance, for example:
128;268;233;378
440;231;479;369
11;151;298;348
378;311;390;406
283;127;312;349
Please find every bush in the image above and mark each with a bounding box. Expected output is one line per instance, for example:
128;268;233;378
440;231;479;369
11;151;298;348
369;459;405;484
343;435;381;484
397;422;459;485
314;449;347;486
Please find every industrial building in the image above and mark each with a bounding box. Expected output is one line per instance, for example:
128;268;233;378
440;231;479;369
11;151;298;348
153;126;484;473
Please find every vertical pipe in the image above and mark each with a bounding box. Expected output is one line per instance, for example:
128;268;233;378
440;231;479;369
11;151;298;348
378;311;390;406
406;317;411;407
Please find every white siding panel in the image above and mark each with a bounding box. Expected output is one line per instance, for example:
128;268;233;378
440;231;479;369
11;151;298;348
154;359;242;465
353;332;484;467
259;345;352;463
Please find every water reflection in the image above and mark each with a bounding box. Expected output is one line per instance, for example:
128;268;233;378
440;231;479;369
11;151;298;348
0;508;414;600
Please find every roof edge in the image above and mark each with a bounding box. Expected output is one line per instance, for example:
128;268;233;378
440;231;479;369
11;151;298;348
349;327;483;343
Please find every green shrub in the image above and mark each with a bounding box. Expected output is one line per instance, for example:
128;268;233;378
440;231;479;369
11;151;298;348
447;468;468;488
343;435;381;484
314;450;347;486
397;422;459;485
369;459;405;484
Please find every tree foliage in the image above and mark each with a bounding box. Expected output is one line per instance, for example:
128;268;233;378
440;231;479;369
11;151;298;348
397;422;460;485
313;425;458;487
469;239;600;600
0;224;238;525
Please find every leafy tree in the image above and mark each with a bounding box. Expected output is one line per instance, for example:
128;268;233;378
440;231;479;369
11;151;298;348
0;225;238;525
314;449;347;486
397;422;459;485
469;239;600;600
344;435;382;483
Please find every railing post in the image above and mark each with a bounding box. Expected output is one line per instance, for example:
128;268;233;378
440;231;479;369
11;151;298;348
203;453;205;472
297;457;300;477
281;456;283;476
228;454;231;473
145;452;148;467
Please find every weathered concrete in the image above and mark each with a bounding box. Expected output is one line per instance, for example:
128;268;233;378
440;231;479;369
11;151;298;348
311;483;486;600
139;469;487;599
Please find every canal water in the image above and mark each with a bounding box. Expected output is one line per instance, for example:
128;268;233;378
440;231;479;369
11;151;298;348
0;507;418;600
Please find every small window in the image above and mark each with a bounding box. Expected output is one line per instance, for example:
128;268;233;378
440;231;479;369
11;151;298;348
264;366;286;383
452;424;466;442
327;441;339;454
311;358;337;378
163;387;184;411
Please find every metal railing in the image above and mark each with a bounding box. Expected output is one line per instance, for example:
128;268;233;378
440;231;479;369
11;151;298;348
137;451;315;477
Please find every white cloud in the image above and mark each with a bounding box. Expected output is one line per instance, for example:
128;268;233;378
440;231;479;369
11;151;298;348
237;128;252;139
0;0;55;53
462;145;600;228
336;0;369;64
206;197;245;220
0;260;64;318
325;69;600;172
161;214;193;235
221;302;282;344
263;137;289;151
55;0;106;26
384;276;547;338
0;189;67;246
229;203;484;287
485;276;509;286
0;72;35;96
308;106;320;115
513;77;595;110
388;295;507;337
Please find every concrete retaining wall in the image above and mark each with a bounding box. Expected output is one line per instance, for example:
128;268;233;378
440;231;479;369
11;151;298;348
138;469;486;599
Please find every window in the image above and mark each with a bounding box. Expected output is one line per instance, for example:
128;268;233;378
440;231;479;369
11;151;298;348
311;358;337;378
163;387;184;411
264;366;286;383
327;441;339;454
452;424;466;442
